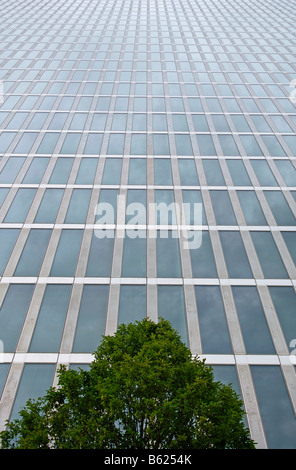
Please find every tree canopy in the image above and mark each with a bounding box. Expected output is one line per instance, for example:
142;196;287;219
0;318;255;449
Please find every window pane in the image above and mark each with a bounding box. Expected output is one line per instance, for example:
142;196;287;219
34;188;64;223
158;285;188;345
203;160;225;185
226;160;251;186
178;159;199;186
232;286;275;354
190;231;217;278
195;285;232;354
237;191;267;225
86;230;115;277
251;366;296;449
264;191;296;226
210;190;237;225
22;157;49;184
14;229;52;276
0;229;20;275
50;229;83;277
0;284;34;352
0;157;25;183
4;188;36;223
269;286;296;349
122;233;146;277
251;231;288;278
72;285;109;353
29;285;72;352
49;158;74;184
128;158;146;185
154;158;173;185
220;231;253;278
65;189;91;224
75;158;98;184
118;285;146;325
156;231;182;277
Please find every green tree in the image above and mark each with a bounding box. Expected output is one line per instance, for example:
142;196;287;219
0;318;255;449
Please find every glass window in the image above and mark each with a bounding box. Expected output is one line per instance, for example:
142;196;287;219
251;366;296;449
107;134;125;154
83;133;103;154
251;160;277;186
14;229;52;277
65;189;91;224
274;160;296;187
262;136;286;157
218;135;240;156
152;114;167;131
226;159;251;186
69;113;88;130
90;113;107;131
203;159;225;186
156;231;182;278
49;157;74;184
178;159;199;186
158;285;188;345
22;157;49;184
111;113;127;131
172;114;188;131
0;284;34;352
0;229;20;275
264;191;296;226
194;285;232;354
240;135;263;156
50;229;83;277
4;188;36;223
219;231;253;278
72;285;109;353
102;158;122;185
36;132;60;154
86;230;115;277
191;114;209;132
251;231;288;278
132;114;146;131
48;113;68;130
131;134;146;155
60;132;81;154
34;188;64;223
230;115;251;132
212;115;230;132
281;232;296;265
190;230;217;278
154;158;173;185
237;190;267;225
210;190;237;225
182;190;207;225
9;364;55;421
122;231;146;278
269;286;296;349
118;285;146;325
128;158;146;185
153;134;170;155
196;135;216;156
0;157;25;183
29;284;72;352
232;286;275;354
12;132;38;154
155;189;176;225
75;157;98;184
175;134;193;156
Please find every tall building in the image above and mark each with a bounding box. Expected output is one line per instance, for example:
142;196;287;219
0;0;295;449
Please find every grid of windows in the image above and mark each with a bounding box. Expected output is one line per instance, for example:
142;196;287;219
0;0;296;449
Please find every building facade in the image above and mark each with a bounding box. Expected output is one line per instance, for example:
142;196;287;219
0;0;296;449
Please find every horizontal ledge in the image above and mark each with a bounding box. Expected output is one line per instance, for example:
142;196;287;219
0;277;295;286
0;353;293;366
